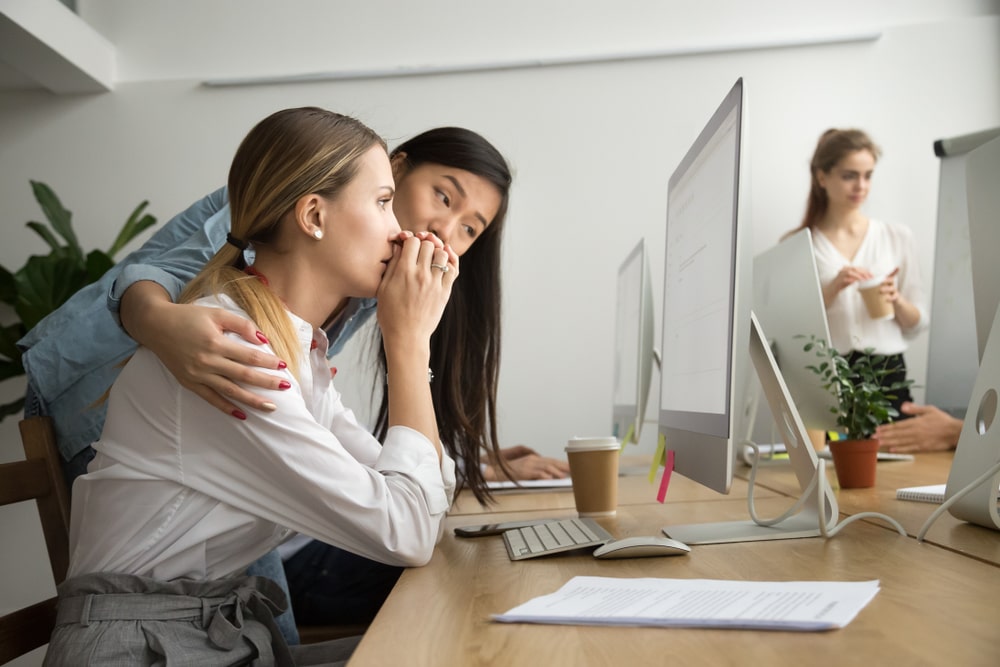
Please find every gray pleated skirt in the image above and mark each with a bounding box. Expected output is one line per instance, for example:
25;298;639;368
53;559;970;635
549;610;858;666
44;572;360;667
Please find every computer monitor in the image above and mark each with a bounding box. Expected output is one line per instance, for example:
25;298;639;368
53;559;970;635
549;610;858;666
926;127;1000;416
966;134;1000;362
753;228;838;432
657;78;837;544
942;133;1000;533
657;78;749;496
612;239;656;446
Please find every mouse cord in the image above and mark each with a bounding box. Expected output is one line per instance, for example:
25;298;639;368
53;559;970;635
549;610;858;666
915;458;1000;542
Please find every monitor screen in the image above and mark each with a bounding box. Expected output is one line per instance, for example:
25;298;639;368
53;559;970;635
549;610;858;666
612;239;655;446
753;228;838;432
658;77;750;494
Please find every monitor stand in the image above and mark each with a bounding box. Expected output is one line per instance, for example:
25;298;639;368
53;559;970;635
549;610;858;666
663;312;840;545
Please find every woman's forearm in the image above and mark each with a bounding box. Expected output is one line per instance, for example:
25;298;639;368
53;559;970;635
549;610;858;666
120;280;174;343
385;343;441;459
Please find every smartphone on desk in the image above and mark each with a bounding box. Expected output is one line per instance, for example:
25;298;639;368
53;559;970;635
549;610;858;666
454;519;552;538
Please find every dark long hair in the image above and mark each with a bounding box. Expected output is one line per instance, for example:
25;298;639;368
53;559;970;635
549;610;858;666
373;127;512;505
788;128;881;237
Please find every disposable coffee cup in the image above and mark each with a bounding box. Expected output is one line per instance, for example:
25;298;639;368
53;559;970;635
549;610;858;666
565;436;620;517
857;276;894;321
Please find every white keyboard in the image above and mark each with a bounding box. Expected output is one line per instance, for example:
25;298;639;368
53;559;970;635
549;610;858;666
503;517;614;561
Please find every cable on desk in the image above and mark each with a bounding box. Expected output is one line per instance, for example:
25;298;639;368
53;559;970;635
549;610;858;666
915;459;1000;542
743;441;906;538
743;440;819;527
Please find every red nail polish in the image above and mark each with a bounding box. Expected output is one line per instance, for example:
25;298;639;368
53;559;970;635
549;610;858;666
278;380;291;390
330;367;338;378
310;339;318;350
277;361;287;370
232;409;247;420
256;331;269;344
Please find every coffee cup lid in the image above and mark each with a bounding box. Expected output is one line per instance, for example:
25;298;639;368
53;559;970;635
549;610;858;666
565;436;621;452
857;275;886;289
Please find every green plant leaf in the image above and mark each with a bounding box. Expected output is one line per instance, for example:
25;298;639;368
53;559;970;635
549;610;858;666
14;253;89;330
31;181;77;245
85;250;115;284
107;201;156;259
25;221;64;253
0;181;157;423
0;265;17;306
0;323;26;367
30;180;84;263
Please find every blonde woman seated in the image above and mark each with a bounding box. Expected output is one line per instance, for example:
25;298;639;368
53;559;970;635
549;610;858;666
45;107;457;666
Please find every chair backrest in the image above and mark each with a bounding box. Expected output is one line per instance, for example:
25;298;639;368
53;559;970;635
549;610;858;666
0;416;71;665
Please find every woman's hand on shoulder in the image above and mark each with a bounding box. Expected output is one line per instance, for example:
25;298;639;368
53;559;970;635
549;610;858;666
137;298;289;418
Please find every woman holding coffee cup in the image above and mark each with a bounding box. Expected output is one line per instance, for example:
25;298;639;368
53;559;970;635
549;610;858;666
785;128;928;418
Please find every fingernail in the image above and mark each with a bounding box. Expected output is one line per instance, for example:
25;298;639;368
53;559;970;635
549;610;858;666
278;380;291;390
330;367;338;378
277;360;287;370
232;409;247;420
261;402;277;412
256;331;269;344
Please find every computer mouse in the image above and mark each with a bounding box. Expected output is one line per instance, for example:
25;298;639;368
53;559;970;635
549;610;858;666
592;535;691;559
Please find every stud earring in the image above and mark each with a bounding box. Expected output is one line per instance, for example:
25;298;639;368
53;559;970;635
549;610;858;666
313;230;323;240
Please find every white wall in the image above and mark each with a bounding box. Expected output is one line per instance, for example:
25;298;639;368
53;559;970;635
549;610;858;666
1;4;999;663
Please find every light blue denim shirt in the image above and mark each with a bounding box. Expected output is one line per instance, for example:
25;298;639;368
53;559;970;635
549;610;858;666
18;187;376;462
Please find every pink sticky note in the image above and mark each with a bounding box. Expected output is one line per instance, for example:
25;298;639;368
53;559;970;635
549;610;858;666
656;450;675;503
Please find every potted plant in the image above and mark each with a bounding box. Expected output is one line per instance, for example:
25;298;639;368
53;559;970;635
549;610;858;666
802;335;913;488
0;180;156;420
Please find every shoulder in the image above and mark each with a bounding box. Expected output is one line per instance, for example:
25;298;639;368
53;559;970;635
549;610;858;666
192;293;253;323
870;218;910;237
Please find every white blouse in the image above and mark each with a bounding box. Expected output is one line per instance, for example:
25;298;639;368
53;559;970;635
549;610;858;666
812;218;929;356
68;294;456;581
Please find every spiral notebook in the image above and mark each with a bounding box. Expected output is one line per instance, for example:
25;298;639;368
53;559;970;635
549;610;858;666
895;484;947;504
896;483;1000;504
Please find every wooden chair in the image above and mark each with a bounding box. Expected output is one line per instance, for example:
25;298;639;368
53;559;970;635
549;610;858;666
0;416;71;665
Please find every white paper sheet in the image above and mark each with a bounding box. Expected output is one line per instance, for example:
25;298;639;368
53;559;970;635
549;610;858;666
493;576;879;631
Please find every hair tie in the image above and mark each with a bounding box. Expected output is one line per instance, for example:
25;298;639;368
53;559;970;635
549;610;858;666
226;233;249;251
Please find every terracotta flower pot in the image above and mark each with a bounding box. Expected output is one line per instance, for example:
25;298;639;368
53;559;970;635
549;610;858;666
828;439;879;489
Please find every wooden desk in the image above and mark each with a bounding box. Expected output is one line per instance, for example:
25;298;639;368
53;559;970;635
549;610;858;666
740;452;1000;566
350;496;1000;666
450;470;780;516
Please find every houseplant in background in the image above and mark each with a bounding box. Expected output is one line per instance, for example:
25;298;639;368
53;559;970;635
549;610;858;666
803;335;914;488
0;180;156;420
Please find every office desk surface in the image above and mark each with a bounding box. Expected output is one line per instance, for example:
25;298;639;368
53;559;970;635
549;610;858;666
450;469;778;516
741;451;1000;566
349;497;1000;667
